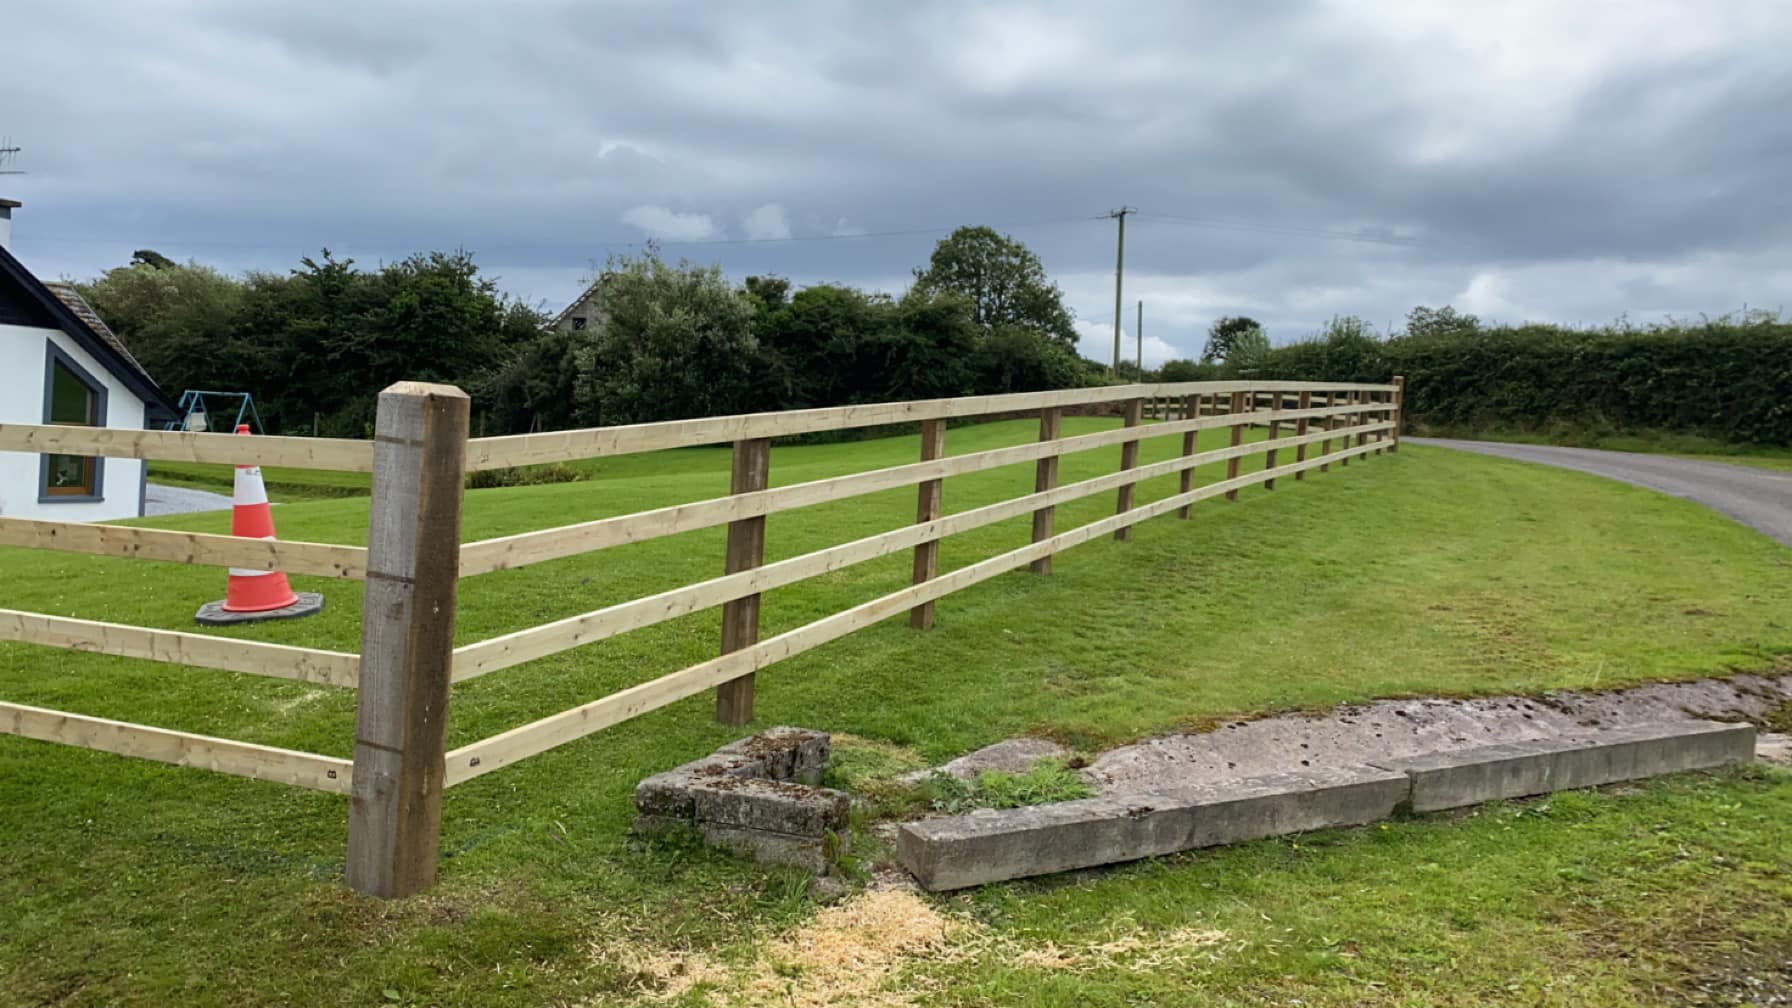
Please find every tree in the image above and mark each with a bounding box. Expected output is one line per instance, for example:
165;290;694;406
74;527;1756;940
1404;304;1480;340
1223;326;1272;374
570;251;760;425
1200;316;1265;363
129;249;177;270
975;324;1088;393
76;258;246;400
912;226;1078;349
1158;358;1218;382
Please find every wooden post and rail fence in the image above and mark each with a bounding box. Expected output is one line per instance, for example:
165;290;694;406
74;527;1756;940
0;376;1403;897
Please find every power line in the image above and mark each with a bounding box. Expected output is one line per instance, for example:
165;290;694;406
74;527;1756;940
1137;211;1422;247
21;215;1103;255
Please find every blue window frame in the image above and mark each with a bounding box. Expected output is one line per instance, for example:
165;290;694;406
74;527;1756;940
39;340;107;503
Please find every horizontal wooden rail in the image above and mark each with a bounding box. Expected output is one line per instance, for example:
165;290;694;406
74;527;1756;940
0;609;360;687
462;380;1397;471
0;423;374;471
450;421;1392;680
458;401;1391;576
0;701;352;793
442;435;1384;786
0;516;367;579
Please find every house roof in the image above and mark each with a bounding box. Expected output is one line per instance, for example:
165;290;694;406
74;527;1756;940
41;281;158;387
548;272;613;330
0;243;177;422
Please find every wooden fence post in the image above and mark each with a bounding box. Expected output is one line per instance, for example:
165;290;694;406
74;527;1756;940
1389;375;1405;452
909;419;947;629
346;381;469;900
1339;390;1355;467
716;437;771;725
1113;397;1144;541
1293;390;1311;481
1224;390;1247;500
1030;407;1062;575
1176;394;1197;518
1373;388;1387;455
1318;392;1333;472
1347;383;1361;451
1263;390;1283;490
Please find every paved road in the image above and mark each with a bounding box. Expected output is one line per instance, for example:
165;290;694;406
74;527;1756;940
143;483;234;517
1412;439;1792;549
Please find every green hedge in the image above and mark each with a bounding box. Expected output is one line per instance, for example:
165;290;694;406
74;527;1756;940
1255;319;1792;446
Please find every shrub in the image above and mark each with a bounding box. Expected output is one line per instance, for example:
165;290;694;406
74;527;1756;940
1255;309;1792;446
465;462;588;490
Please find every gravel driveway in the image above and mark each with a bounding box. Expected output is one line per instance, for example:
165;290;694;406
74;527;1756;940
143;483;234;517
1412;438;1792;549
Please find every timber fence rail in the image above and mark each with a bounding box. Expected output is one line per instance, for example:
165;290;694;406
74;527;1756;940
0;376;1404;898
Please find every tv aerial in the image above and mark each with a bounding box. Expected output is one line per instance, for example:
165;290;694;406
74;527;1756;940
0;140;24;175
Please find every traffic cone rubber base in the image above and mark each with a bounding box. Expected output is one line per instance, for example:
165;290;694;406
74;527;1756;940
195;591;325;627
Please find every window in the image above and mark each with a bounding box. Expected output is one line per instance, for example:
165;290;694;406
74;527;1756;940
571;316;588;330
40;344;106;501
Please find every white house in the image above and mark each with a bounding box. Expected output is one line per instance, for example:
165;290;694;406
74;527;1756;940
0;199;176;520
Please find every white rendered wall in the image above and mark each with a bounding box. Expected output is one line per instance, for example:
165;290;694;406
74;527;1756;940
0;322;147;521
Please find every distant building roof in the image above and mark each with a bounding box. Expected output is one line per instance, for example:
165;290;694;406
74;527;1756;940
549;273;613;331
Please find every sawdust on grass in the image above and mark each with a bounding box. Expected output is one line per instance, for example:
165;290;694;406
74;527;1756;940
597;887;1231;1006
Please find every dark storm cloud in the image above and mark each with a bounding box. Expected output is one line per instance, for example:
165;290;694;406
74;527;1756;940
3;0;1788;361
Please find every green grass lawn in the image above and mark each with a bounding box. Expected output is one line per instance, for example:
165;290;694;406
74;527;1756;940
149;459;374;500
5;420;1791;1005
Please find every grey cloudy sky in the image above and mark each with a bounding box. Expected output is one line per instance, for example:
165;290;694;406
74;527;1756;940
6;0;1790;364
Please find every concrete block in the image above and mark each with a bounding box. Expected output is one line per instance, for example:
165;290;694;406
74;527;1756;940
691;777;850;837
697;823;841;874
718;727;829;782
1378;720;1755;812
634;753;766;818
897;764;1409;891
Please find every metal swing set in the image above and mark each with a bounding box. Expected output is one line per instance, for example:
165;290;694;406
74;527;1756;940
163;390;265;434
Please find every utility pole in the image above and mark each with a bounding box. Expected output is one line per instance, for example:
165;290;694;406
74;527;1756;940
1108;207;1134;375
1136;299;1143;376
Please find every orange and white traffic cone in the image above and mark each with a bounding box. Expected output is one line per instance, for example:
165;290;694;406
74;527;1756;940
195;424;322;625
223;424;299;611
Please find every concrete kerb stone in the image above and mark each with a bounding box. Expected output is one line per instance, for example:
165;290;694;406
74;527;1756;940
633;726;849;873
898;764;1409;891
896;719;1758;892
1372;719;1756;812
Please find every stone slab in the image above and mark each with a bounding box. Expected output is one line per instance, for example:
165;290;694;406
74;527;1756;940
690;777;850;837
194;591;324;626
1375;720;1756;812
896;764;1409;892
899;737;1072;785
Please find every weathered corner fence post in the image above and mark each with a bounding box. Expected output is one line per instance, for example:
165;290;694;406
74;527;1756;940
717;437;772;725
347;381;470;899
